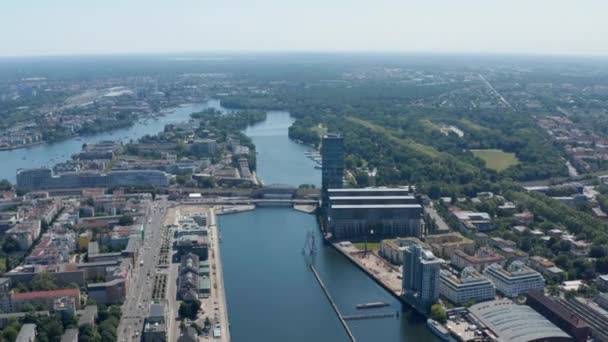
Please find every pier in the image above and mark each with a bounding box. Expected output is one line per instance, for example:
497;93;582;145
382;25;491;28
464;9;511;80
310;265;357;342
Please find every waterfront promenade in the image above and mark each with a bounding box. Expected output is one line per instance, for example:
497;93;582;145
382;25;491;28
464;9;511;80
209;207;231;342
174;205;231;342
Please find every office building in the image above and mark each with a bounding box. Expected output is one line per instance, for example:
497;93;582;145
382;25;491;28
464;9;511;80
380;237;426;265
321;133;344;212
87;279;126;305
327;188;422;240
189;139;217;157
178;253;209;300
0;278;12;313
469;300;571;342
174;235;208;259
425;232;475;259
597;274;608;291
402;242;443;312
452;210;493;234
450;248;505;271
527;290;590;342
483;261;545;297
439;267;495;305
11;289;80;312
16;168;169;191
143;302;168;342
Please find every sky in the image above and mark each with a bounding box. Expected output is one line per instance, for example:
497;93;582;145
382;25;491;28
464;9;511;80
1;0;607;57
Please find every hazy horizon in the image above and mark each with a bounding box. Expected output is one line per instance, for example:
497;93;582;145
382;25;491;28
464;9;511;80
1;0;607;57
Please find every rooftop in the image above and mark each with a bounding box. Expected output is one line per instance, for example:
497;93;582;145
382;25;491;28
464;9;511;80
12;288;79;301
469;299;571;342
527;290;588;328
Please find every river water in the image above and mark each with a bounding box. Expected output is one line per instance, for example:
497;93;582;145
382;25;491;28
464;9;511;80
243;111;320;187
219;113;437;342
0;100;226;183
2;100;436;341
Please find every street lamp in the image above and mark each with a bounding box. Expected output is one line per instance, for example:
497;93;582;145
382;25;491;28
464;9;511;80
365;228;374;257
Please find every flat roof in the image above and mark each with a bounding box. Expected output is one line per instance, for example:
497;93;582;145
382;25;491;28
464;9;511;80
331;204;421;209
61;328;78;342
12;288;79;300
16;324;36;342
469;299;571;342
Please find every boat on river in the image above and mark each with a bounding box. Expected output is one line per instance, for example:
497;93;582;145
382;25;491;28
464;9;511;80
427;319;456;342
356;301;390;309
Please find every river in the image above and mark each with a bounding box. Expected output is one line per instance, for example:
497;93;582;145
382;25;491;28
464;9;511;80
3;100;436;341
0;100;226;183
219;112;437;341
243;111;320;187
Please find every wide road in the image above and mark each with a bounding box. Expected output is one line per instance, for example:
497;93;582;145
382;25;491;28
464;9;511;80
117;197;169;342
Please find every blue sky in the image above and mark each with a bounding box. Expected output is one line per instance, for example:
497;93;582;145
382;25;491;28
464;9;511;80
1;0;606;56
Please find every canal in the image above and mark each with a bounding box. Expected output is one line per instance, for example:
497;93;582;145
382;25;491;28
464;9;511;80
0;100;226;183
219;112;437;341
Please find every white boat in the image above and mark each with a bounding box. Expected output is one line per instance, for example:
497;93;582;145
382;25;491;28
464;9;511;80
427;319;456;342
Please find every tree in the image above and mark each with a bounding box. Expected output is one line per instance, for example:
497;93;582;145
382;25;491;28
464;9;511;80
0;179;12;191
3;326;19;342
31;273;58;291
547;284;560;296
178;300;201;320
565;290;577;300
79;324;102;342
118;215;134;226
430;304;447;323
2;237;20;254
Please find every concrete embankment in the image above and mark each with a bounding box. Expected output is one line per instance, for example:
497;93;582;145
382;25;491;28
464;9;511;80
293;204;317;214
215;205;256;215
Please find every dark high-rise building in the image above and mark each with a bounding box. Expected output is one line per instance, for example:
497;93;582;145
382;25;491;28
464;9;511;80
321;133;344;211
326;188;423;240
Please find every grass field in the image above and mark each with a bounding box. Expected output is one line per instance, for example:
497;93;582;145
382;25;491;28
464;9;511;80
353;242;380;251
471;149;520;172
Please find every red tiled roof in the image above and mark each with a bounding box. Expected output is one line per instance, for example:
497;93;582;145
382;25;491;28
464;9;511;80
12;288;80;301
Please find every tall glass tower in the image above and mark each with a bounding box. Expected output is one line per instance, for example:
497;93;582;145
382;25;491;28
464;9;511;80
402;243;443;312
321;133;344;212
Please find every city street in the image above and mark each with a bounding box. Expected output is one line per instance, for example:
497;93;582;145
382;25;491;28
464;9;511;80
117;197;170;342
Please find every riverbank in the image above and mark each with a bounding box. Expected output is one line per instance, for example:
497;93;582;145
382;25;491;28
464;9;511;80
0;140;46;151
215;205;255;215
0;102;219;182
293;204;317;214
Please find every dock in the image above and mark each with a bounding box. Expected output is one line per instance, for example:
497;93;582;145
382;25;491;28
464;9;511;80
310;265;357;342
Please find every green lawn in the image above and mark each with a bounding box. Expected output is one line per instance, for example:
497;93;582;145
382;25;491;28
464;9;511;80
471;149;520;172
353;242;380;251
